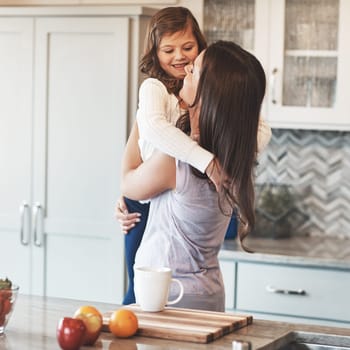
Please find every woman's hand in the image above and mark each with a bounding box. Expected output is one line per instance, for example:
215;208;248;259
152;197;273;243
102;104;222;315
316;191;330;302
115;197;141;234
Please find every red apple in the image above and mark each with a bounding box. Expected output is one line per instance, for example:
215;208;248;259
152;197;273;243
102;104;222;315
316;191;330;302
73;305;103;345
56;317;86;350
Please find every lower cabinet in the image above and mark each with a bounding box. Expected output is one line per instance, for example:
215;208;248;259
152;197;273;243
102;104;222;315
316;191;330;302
220;258;350;327
220;260;236;310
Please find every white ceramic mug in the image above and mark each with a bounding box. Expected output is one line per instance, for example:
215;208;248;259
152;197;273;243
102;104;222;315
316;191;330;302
134;266;184;312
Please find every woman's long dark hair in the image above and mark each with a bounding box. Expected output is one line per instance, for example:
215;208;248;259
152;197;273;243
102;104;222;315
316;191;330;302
140;6;207;95
179;41;266;250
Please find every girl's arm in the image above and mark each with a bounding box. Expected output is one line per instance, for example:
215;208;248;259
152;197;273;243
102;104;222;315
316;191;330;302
137;79;214;173
135;79;271;194
121;121;176;201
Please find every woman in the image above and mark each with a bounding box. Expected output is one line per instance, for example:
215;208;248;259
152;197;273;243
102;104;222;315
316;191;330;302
116;7;271;306
121;41;266;312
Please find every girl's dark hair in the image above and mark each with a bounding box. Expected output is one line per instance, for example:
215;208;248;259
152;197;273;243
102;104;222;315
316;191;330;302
179;41;266;250
140;6;207;95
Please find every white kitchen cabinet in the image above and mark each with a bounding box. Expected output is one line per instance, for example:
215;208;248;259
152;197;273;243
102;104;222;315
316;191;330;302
0;18;34;294
266;0;350;130
236;262;350;323
219;256;350;327
202;0;350;131
0;6;155;303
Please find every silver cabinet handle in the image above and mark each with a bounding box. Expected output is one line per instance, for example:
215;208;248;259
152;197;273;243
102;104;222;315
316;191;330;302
19;201;30;246
270;68;278;104
33;202;44;247
266;284;306;296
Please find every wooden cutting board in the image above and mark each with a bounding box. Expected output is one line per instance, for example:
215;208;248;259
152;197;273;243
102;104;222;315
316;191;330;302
102;305;252;343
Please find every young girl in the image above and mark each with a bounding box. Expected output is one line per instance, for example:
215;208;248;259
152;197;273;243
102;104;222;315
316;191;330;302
121;40;267;311
117;7;271;304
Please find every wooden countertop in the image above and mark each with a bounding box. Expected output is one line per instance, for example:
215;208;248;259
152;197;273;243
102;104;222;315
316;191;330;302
2;294;350;349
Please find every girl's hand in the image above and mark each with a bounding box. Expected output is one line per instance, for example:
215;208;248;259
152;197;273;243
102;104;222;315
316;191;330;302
205;158;225;192
206;158;220;191
115;197;141;234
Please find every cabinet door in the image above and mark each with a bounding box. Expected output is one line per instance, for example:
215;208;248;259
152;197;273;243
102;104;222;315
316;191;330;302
203;0;270;118
0;18;34;293
267;0;350;130
34;17;129;302
236;262;350;322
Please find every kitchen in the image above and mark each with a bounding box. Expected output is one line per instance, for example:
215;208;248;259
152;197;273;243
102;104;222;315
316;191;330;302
0;0;349;349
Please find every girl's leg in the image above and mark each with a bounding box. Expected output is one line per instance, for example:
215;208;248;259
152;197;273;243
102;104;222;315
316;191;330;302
122;197;150;305
225;212;238;239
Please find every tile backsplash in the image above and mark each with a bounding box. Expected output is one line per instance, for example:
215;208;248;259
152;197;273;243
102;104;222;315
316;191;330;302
256;129;350;238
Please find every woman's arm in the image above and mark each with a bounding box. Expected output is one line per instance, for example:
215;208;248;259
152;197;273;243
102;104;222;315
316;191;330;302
121;121;176;201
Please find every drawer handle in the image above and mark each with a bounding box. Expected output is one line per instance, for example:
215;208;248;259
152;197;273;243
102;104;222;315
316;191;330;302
266;285;306;296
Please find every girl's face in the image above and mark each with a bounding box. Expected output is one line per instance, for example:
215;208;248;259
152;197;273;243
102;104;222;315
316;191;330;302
157;25;199;80
179;50;204;106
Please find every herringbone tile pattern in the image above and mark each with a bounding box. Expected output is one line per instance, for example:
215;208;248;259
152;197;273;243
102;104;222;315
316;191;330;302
256;129;350;237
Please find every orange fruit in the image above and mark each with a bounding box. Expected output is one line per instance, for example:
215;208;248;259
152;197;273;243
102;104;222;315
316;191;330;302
108;309;138;338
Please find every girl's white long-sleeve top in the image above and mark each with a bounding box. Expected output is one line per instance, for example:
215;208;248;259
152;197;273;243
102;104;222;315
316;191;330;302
136;78;272;172
136;78;213;173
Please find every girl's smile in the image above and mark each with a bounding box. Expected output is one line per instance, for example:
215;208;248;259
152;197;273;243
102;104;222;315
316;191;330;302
157;25;199;79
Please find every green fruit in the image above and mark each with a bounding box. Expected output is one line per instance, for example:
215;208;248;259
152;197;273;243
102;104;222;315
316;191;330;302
0;277;12;290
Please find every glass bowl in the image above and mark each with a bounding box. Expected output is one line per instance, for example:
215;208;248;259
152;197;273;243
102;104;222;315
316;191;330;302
0;285;19;335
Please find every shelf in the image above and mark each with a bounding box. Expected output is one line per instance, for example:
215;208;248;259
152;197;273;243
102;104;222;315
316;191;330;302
285;50;338;58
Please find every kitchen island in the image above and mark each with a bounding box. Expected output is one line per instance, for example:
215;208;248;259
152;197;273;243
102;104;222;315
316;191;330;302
2;294;350;349
219;235;350;327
